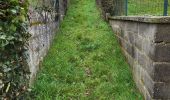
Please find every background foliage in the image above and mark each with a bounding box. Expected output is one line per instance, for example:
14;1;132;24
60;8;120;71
96;0;125;18
0;0;30;99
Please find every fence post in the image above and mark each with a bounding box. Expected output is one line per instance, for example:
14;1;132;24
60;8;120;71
164;0;168;16
125;0;128;16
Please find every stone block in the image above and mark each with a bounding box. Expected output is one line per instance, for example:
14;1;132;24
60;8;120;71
122;41;135;58
142;39;168;62
144;42;170;62
133;66;153;100
120;29;124;39
141;68;170;99
155;24;170;43
138;23;157;41
125;21;138;33
141;69;155;98
110;21;122;36
154;63;170;82
145;89;152;100
133;63;142;84
132;47;138;60
145;58;155;80
154;43;170;62
142;38;155;58
155;82;170;99
124;50;134;69
134;35;143;50
125;31;135;45
137;51;147;68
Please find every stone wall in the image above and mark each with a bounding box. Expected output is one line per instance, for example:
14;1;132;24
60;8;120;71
109;16;170;99
27;0;69;84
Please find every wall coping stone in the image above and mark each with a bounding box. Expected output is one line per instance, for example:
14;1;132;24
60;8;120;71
108;16;170;24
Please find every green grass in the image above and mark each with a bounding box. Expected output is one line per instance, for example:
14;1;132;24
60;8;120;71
128;0;170;16
31;0;143;99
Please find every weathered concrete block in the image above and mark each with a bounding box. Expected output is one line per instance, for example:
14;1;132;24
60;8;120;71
132;47;138;60
141;69;156;99
155;82;170;99
109;21;122;36
142;39;170;62
137;50;147;68
154;63;170;82
154;43;170;62
122;41;135;58
142;39;155;60
133;63;152;100
124;31;135;45
133;63;142;85
145;58;154;80
125;21;138;33
123;49;134;69
155;24;170;43
138;23;156;40
134;35;143;50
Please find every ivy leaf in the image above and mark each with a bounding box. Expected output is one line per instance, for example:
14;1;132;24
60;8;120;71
0;39;9;47
0;26;2;31
7;36;15;41
10;24;17;32
0;35;6;39
19;15;26;22
4;68;12;73
0;11;4;17
11;9;17;14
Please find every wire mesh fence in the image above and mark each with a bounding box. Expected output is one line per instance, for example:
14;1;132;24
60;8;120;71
114;0;170;16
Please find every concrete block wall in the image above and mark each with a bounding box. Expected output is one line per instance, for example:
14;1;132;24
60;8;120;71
109;16;170;100
27;0;69;83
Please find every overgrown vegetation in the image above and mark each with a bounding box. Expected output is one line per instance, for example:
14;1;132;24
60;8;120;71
0;0;30;99
96;0;125;17
96;0;115;16
32;0;143;99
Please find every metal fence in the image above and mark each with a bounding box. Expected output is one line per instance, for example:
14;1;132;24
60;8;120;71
114;0;169;16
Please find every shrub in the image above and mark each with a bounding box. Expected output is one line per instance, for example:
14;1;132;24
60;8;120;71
0;0;30;99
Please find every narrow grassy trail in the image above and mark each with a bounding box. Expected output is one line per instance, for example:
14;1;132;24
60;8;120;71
32;0;143;99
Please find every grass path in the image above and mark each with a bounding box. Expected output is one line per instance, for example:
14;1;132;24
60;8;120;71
32;0;143;99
